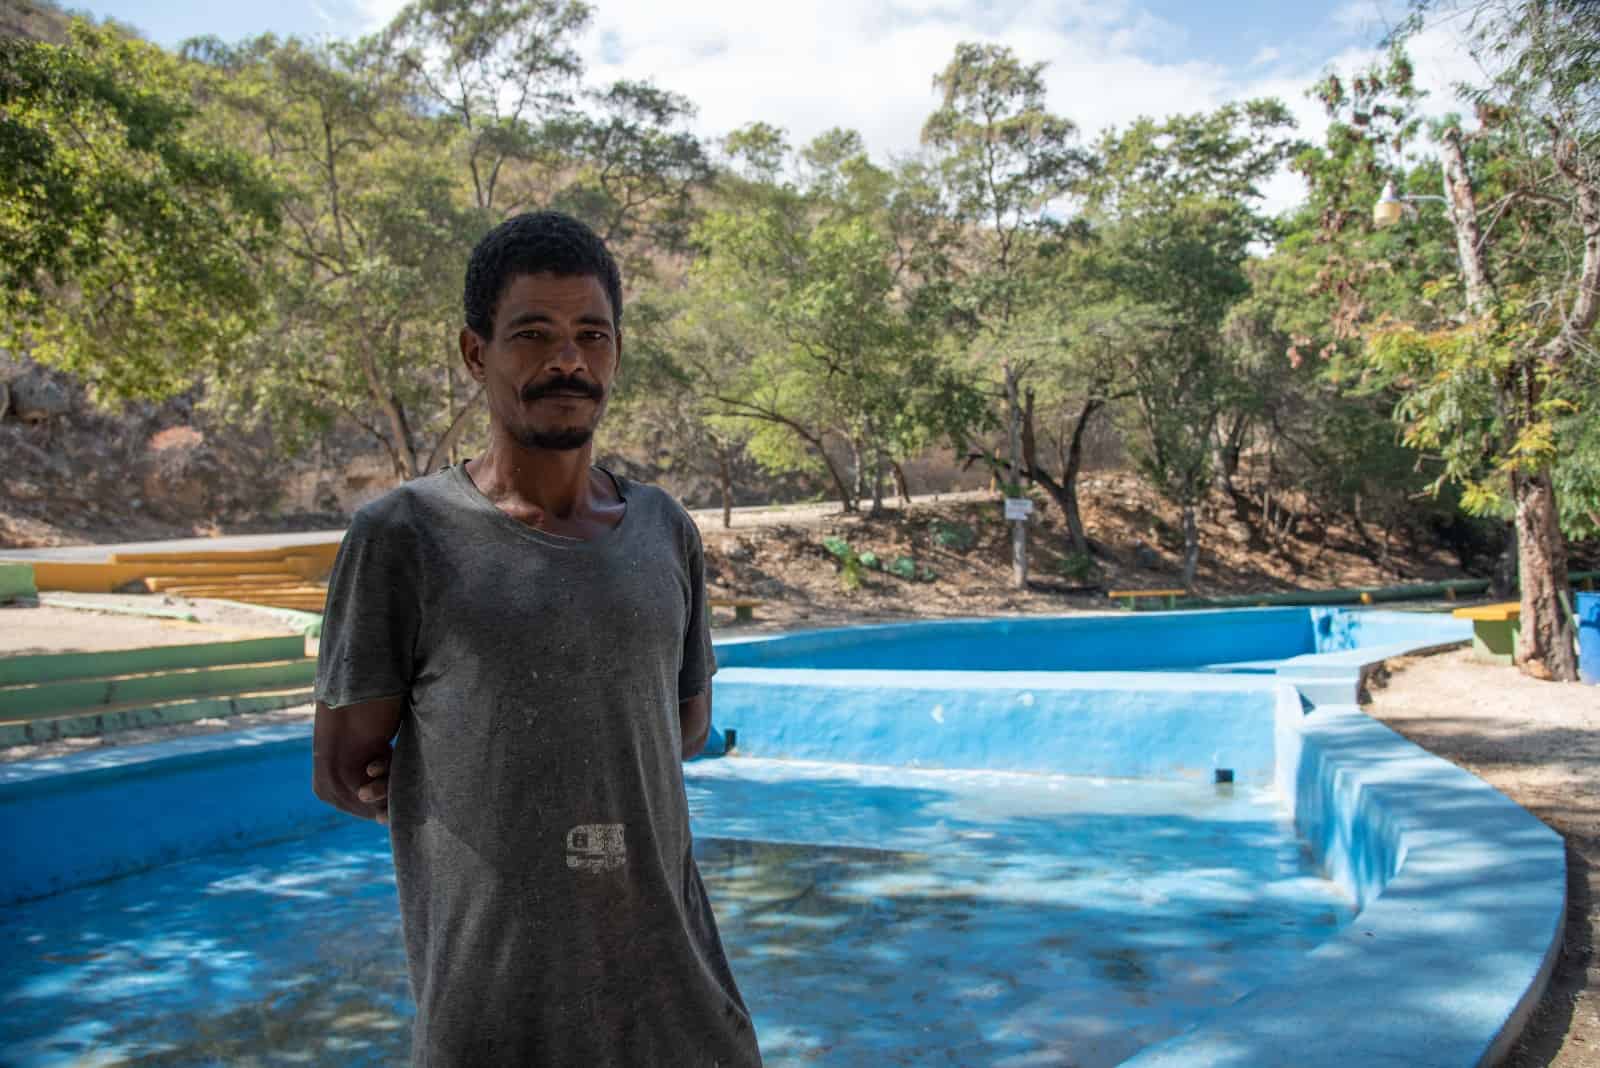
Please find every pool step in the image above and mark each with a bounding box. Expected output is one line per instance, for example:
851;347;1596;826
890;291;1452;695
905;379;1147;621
0;686;315;747
0;635;307;687
0;658;319;720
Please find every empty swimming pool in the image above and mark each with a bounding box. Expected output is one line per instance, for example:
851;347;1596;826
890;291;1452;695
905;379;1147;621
2;757;1348;1067
0;607;1564;1067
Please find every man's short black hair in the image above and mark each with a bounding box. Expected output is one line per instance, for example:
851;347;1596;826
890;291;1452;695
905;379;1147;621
463;211;623;338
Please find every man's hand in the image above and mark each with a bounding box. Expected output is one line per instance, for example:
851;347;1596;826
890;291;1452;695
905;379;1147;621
313;697;404;823
358;756;391;825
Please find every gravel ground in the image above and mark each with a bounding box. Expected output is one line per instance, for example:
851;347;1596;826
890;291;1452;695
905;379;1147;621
1363;647;1600;1068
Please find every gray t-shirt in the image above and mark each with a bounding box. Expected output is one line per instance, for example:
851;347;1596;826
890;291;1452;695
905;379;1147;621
314;463;761;1067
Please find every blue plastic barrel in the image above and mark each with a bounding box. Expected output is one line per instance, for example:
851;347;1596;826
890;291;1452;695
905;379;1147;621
1579;592;1600;685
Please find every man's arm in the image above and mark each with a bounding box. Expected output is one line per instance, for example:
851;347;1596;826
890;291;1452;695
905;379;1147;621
313;696;404;823
680;686;712;761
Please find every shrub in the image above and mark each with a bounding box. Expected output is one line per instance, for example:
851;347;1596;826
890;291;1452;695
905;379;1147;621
1056;551;1097;583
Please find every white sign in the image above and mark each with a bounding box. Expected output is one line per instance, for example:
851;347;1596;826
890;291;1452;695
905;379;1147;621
1003;497;1034;521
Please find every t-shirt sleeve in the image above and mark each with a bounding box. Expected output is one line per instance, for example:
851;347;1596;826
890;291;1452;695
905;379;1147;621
314;507;419;709
678;519;717;701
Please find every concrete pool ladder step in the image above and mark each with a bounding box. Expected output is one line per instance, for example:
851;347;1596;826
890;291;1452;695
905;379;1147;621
0;635;316;747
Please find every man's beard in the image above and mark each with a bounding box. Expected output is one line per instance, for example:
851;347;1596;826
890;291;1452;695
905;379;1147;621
512;374;603;450
512;425;594;451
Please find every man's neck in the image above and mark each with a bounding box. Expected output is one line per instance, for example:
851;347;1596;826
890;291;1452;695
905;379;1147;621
466;434;605;522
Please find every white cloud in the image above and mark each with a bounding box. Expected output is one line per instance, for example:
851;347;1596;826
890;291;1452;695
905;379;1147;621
346;0;1490;218
573;0;1230;164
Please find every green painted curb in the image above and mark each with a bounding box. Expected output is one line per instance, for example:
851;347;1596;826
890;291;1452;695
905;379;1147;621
0;687;314;747
0;658;318;720
0;563;35;603
0;635;307;687
36;593;199;622
215;602;324;638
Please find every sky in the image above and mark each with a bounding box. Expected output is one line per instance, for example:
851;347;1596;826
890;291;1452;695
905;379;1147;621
71;0;1490;215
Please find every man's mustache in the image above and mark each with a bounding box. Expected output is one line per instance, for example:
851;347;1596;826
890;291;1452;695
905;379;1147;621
521;376;604;403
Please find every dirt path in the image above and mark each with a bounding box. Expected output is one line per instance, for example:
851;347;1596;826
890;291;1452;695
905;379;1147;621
1;601;297;656
1363;648;1600;1067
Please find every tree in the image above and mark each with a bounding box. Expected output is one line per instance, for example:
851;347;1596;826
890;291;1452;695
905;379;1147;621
921;42;1087;585
1219;235;1476;575
1307;2;1600;680
1;18;280;401
677;129;981;514
191;35;481;479
544;79;712;261
378;0;591;218
1073;103;1301;587
612;287;760;529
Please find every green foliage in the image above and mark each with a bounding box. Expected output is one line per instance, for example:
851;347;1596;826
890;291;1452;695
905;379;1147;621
680;135;984;509
821;536;863;590
856;551;880;570
933;521;976;551
1297;8;1600;540
821;536;852;560
0;19;280;400
186;34;479;473
1055;551;1097;582
1554;407;1600;540
890;556;918;580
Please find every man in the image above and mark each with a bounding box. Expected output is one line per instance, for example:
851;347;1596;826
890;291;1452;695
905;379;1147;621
311;211;762;1067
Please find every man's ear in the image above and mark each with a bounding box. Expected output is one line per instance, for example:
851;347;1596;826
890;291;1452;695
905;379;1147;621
460;326;487;382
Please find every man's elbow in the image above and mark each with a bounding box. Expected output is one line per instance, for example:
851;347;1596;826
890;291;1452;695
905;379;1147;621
679;691;712;760
682;724;710;761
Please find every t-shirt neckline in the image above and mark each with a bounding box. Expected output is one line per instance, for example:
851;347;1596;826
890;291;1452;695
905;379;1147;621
448;461;630;551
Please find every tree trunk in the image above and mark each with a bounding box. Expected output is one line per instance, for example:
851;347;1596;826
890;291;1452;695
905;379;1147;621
1004;361;1026;588
822;442;857;513
1022;388;1097;558
1512;470;1578;681
359;344;418;480
1214;413;1247;494
422;384;486;475
1440;128;1496;316
1059;396;1100;557
868;444;885;517
718;451;734;530
891;460;911;506
850;437;866;503
1181;505;1200;590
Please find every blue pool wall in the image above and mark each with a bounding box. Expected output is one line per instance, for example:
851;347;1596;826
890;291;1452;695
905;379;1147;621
0;606;1566;1068
1132;694;1565;1068
713;606;1466;673
711;669;1288;783
0;727;338;904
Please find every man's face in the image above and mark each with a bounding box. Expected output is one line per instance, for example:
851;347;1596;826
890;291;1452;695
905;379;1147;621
462;272;620;452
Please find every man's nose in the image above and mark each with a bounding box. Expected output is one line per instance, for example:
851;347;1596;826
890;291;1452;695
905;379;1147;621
546;336;586;373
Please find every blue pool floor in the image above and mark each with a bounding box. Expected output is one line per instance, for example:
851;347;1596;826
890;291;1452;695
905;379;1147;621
2;759;1352;1067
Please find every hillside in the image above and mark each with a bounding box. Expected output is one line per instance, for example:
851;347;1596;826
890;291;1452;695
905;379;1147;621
692;471;1600;629
6;356;1596;608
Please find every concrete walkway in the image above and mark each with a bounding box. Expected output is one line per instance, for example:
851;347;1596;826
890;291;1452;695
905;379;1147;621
0;530;348;562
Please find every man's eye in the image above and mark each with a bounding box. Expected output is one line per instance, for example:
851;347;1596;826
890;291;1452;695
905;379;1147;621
581;331;610;343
